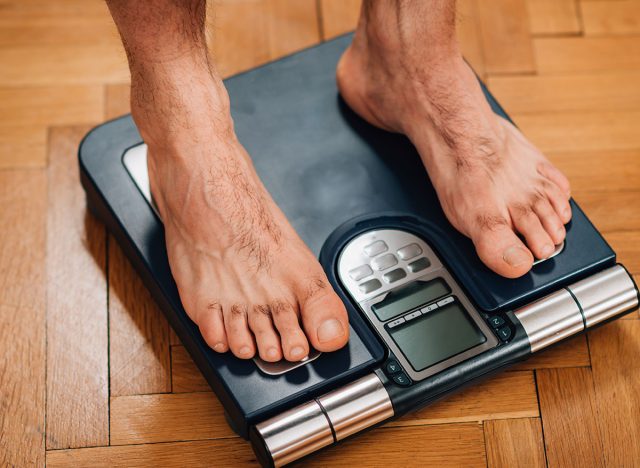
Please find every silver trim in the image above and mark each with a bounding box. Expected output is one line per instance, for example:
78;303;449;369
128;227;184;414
255;400;334;467
255;374;393;467
318;373;394;441
532;241;565;265
568;264;639;327
254;349;321;376
514;289;584;352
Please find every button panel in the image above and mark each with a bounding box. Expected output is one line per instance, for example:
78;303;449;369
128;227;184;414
349;264;373;281
383;268;407;284
397;243;423;260
371;253;398;271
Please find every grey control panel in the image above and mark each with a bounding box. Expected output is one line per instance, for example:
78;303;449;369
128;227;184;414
337;229;499;382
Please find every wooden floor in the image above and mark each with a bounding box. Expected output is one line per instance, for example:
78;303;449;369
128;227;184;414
1;0;639;466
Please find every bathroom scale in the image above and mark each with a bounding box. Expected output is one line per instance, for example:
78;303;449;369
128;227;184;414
79;34;639;467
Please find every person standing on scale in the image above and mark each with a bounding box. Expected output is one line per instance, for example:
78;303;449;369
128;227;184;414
105;1;572;363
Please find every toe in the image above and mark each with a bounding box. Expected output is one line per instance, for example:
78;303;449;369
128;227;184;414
544;181;572;225
532;197;566;245
538;162;571;197
198;302;229;353
270;300;310;362
298;278;349;353
510;204;556;260
248;305;283;362
471;213;534;278
223;304;256;359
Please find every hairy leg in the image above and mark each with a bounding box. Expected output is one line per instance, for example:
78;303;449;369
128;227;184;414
106;0;348;361
337;0;571;278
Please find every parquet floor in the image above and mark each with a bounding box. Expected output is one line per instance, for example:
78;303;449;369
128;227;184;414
1;1;639;466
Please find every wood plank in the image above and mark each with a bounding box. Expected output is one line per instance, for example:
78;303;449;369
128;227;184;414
46;126;109;449
47;439;258;468
392;371;538;426
536;367;606;467
488;72;640;114
49;423;486;467
582;0;640;36
0;0;119;48
305;423;486;468
112;371;535;445
0;125;47;169
105;83;131;120
589;320;640;465
477;0;535;74
0;170;47;467
535;37;640;74
545;149;640;193
319;0;361;39
605;231;640;276
171;345;210;393
515;110;640;154
512;334;590;371
0;44;129;86
110;392;233;445
0;86;103;127
484;418;546;468
109;236;171;396
0;170;46;310
572;191;640;233
0;86;103;168
526;0;581;35
208;0;320;78
457;0;486;77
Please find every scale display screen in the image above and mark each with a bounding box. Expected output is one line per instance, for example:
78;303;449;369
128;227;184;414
389;302;487;371
372;279;450;321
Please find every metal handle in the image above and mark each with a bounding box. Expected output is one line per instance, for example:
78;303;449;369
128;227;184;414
515;264;638;352
252;373;393;467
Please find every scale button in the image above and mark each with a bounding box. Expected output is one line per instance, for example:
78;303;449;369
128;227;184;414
437;296;455;307
385;359;402;375
407;257;431;273
404;310;422;322
392;372;412;387
387;317;406;329
383;268;407;284
397;243;423;260
363;240;388;257
421;303;439;314
497;326;512;342
349;264;373;281
372;253;398;271
359;278;382;294
488;316;505;329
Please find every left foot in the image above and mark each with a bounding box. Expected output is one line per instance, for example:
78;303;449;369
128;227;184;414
337;15;572;278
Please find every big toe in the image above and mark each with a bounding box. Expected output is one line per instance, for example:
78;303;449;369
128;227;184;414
471;215;534;278
298;279;349;352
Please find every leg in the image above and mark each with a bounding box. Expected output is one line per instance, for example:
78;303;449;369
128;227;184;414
337;0;572;278
106;0;348;361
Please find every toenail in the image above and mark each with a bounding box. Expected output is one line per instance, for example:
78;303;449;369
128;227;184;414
503;246;531;267
266;347;279;360
213;342;226;352
290;346;306;360
557;227;565;238
239;346;252;356
563;207;571;218
541;244;554;259
317;318;345;344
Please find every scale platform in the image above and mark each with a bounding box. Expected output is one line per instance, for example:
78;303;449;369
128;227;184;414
79;34;639;467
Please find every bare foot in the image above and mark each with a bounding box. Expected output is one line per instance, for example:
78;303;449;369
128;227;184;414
337;11;572;278
131;62;349;362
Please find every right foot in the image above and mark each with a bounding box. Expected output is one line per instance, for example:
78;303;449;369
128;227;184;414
131;63;349;362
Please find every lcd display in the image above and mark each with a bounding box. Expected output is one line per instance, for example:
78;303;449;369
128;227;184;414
389;302;487;371
372;278;450;321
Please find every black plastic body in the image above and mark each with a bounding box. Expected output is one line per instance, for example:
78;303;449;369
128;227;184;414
79;33;617;448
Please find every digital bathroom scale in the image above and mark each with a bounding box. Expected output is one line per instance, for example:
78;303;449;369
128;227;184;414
79;34;639;467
